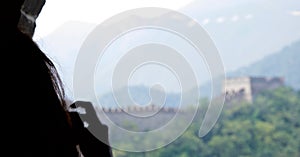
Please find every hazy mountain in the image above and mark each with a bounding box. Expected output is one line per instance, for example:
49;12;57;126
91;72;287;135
99;85;182;108
181;0;300;71
229;39;300;89
198;39;300;99
35;0;300;76
34;0;300;103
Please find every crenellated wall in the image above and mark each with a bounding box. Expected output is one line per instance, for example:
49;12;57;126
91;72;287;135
223;76;284;103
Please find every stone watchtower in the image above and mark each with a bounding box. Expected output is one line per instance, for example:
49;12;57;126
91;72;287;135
223;76;284;103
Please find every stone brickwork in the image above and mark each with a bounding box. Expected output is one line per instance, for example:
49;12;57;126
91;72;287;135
95;105;184;131
224;76;284;103
99;105;179;114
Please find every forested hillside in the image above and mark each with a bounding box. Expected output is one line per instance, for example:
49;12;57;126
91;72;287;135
113;87;300;157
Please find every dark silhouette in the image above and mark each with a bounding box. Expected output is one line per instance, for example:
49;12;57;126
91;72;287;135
2;1;112;156
70;101;113;157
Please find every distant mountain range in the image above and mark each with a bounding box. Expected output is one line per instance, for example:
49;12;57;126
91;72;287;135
98;86;182;108
181;0;300;71
229;39;300;89
36;0;300;73
39;23;300;107
198;39;300;98
99;39;300;106
34;0;300;105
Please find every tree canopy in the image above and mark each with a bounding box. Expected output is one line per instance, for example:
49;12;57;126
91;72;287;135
113;87;300;157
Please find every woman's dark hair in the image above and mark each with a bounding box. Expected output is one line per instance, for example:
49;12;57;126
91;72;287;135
2;1;78;156
13;30;113;157
18;29;67;109
37;41;67;109
4;2;112;156
8;29;79;157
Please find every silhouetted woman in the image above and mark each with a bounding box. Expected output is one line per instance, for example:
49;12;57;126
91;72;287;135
2;1;112;156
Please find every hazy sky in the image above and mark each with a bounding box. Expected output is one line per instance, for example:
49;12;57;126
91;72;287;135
32;0;300;99
34;0;193;39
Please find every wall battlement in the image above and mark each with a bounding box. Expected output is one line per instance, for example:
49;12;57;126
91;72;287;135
98;105;180;114
223;76;284;103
